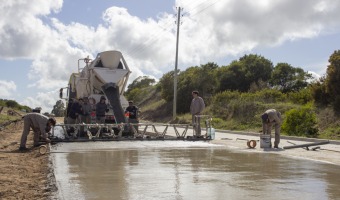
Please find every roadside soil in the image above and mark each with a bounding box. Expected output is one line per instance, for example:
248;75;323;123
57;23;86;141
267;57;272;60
0;119;57;200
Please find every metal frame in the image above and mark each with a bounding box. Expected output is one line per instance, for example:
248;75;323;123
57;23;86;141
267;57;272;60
193;115;212;138
50;122;212;142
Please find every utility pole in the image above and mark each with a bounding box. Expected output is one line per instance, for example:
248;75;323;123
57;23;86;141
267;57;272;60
173;7;181;120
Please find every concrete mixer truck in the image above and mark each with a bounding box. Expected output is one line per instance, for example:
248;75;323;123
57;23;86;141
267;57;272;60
52;50;212;142
59;50;131;125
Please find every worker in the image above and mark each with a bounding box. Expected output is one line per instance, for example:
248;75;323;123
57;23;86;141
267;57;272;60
261;109;282;148
68;98;82;124
79;97;92;136
190;91;205;137
125;101;139;122
96;96;108;124
125;101;139;132
19;113;56;151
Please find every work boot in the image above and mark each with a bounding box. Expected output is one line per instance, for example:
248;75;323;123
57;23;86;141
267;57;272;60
40;137;51;143
34;143;42;147
19;147;29;151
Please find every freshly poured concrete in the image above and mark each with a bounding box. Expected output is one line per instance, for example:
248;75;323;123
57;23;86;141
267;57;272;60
52;138;340;200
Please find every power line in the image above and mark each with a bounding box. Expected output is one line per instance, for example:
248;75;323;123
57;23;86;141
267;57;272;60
125;15;176;58
124;0;223;60
189;0;223;18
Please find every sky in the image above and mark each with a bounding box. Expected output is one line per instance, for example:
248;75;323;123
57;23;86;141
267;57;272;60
1;0;340;113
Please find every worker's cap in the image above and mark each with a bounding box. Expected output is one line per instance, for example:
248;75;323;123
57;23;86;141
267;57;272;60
100;96;106;100
79;98;83;101
128;101;133;104
261;113;268;122
83;96;88;100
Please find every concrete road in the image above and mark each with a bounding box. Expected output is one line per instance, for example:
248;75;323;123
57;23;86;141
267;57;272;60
143;124;340;166
210;129;340;166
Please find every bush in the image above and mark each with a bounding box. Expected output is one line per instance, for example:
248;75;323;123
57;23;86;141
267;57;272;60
253;89;287;103
282;103;318;137
5;100;19;108
287;88;313;104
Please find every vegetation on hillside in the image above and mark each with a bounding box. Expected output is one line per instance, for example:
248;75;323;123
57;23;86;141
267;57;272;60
125;51;340;140
0;99;31;112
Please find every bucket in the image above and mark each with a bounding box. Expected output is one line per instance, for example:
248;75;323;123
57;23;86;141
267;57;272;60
207;128;215;140
260;134;271;148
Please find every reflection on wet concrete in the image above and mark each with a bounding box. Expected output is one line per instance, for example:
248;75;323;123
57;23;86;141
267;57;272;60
52;141;340;200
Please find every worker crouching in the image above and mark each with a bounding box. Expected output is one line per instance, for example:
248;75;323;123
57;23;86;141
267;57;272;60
19;113;56;151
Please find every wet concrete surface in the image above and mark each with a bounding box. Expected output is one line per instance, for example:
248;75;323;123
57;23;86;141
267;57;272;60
51;134;340;200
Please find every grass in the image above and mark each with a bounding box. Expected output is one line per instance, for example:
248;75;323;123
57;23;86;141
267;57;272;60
0;114;19;125
141;99;166;112
318;127;340;140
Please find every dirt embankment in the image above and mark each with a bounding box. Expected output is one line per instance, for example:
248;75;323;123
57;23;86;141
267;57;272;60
0;119;57;199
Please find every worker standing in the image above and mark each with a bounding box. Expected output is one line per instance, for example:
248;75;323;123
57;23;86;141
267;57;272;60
125;101;139;122
261;109;282;148
79;97;91;136
19;113;56;151
125;101;139;133
68;98;82;124
96;96;108;124
190;91;205;137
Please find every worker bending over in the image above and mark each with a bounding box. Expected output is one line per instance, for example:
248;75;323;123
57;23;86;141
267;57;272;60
261;109;282;148
19;113;56;151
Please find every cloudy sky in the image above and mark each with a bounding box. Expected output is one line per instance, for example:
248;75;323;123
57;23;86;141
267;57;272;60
1;0;340;113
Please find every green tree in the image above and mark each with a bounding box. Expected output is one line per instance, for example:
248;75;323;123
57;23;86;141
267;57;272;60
218;62;246;91
194;62;219;96
270;63;311;93
218;54;273;92
325;50;340;113
5;100;19;108
158;71;175;102
125;76;156;102
126;76;155;94
51;100;65;117
175;63;218;113
310;76;330;106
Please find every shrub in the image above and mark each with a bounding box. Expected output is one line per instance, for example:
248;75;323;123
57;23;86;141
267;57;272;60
282;104;318;137
287;88;313;104
253;89;287;103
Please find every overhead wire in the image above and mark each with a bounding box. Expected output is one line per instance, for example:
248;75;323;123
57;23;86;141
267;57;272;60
125;17;175;58
187;0;223;18
125;0;202;57
124;0;224;59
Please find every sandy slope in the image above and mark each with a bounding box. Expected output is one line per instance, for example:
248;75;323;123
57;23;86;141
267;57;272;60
0;120;57;200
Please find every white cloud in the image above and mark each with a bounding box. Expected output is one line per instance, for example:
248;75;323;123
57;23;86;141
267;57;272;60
1;0;340;111
0;80;17;98
0;0;63;59
308;71;322;81
21;90;61;113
